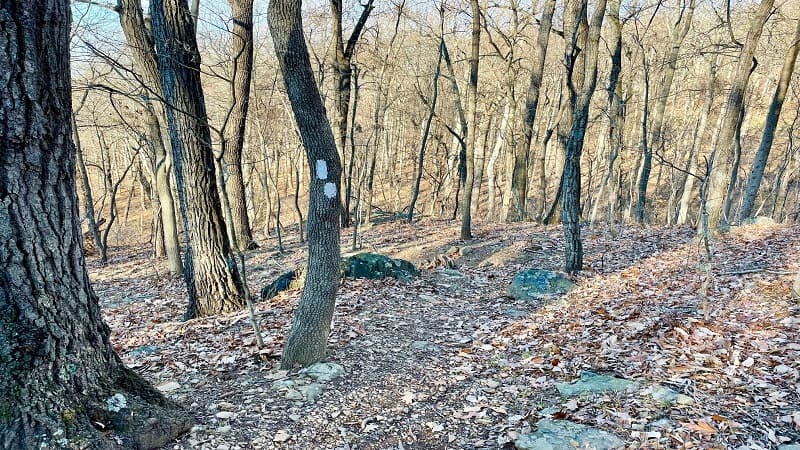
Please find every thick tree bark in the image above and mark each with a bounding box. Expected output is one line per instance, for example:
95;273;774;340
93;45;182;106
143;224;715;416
460;0;481;240
509;0;557;222
222;0;257;250
561;0;607;273
0;2;191;447
150;0;246;318
269;0;343;368
704;0;774;234
118;0;183;276
739;17;800;220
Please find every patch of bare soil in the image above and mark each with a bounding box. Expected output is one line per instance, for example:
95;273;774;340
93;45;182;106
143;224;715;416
90;221;800;449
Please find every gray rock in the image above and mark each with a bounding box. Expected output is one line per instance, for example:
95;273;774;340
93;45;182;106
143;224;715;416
741;216;776;226
411;341;442;352
437;268;466;279
126;345;159;357
341;253;418;280
297;383;324;402
300;362;345;382
556;371;639;397
515;419;624;450
778;445;800;450
505;307;529;318
271;379;296;390
507;270;575;301
650;385;693;405
284;389;304;401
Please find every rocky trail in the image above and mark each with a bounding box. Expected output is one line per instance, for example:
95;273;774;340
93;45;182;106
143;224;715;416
90;221;800;449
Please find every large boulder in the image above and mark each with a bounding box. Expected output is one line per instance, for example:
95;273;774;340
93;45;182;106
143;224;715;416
515;419;624;450
507;269;575;301
340;252;418;280
260;253;417;300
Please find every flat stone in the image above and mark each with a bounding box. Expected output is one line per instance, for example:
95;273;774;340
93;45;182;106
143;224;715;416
214;411;234;419
297;383;324;402
271;379;296;390
778;445;800;450
411;340;442;352
300;362;345;382
515;419;624;450
127;345;159;357
284;389;304;401
507;269;575;302
437;268;466;278
155;381;181;393
217;401;237;411
505;307;529;318
556;371;639;397
650;384;694;406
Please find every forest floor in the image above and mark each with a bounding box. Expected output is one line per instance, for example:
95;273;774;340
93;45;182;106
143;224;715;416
89;220;800;450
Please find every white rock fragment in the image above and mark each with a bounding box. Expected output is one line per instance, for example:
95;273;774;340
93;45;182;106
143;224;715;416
215;411;235;419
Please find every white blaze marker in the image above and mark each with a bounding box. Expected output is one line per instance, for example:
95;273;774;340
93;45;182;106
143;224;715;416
324;182;337;199
315;160;328;180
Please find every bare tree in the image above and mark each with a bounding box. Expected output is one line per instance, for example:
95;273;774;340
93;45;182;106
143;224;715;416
268;0;343;368
150;0;246;318
0;1;191;446
460;0;481;240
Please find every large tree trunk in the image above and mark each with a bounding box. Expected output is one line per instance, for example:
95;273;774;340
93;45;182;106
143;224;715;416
509;0;557;222
0;2;191;447
222;0;257;250
118;0;183;276
739;17;800;220
150;0;246;319
460;0;481;240
561;0;607;273
704;0;774;234
269;0;343;368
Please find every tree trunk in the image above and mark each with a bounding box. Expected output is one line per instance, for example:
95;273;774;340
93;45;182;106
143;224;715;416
118;0;183;275
409;41;443;223
561;0;607;273
460;0;481;240
223;0;256;250
634;0;695;222
330;0;374;228
739;17;800;220
0;2;192;447
677;57;718;225
589;0;623;224
150;0;246;319
269;0;343;368
704;0;774;234
510;0;557;222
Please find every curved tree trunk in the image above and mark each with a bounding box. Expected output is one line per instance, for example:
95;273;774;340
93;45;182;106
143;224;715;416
704;0;774;234
561;0;607;273
0;2;191;447
509;0;557;222
221;0;256;250
118;0;183;276
269;0;343;368
739;17;800;220
150;0;246;319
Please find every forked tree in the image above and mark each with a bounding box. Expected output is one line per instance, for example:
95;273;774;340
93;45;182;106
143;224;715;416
0;1;191;447
268;0;344;368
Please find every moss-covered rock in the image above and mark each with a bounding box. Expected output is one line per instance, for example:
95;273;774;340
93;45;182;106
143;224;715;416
507;269;575;301
340;253;418;280
260;253;418;300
